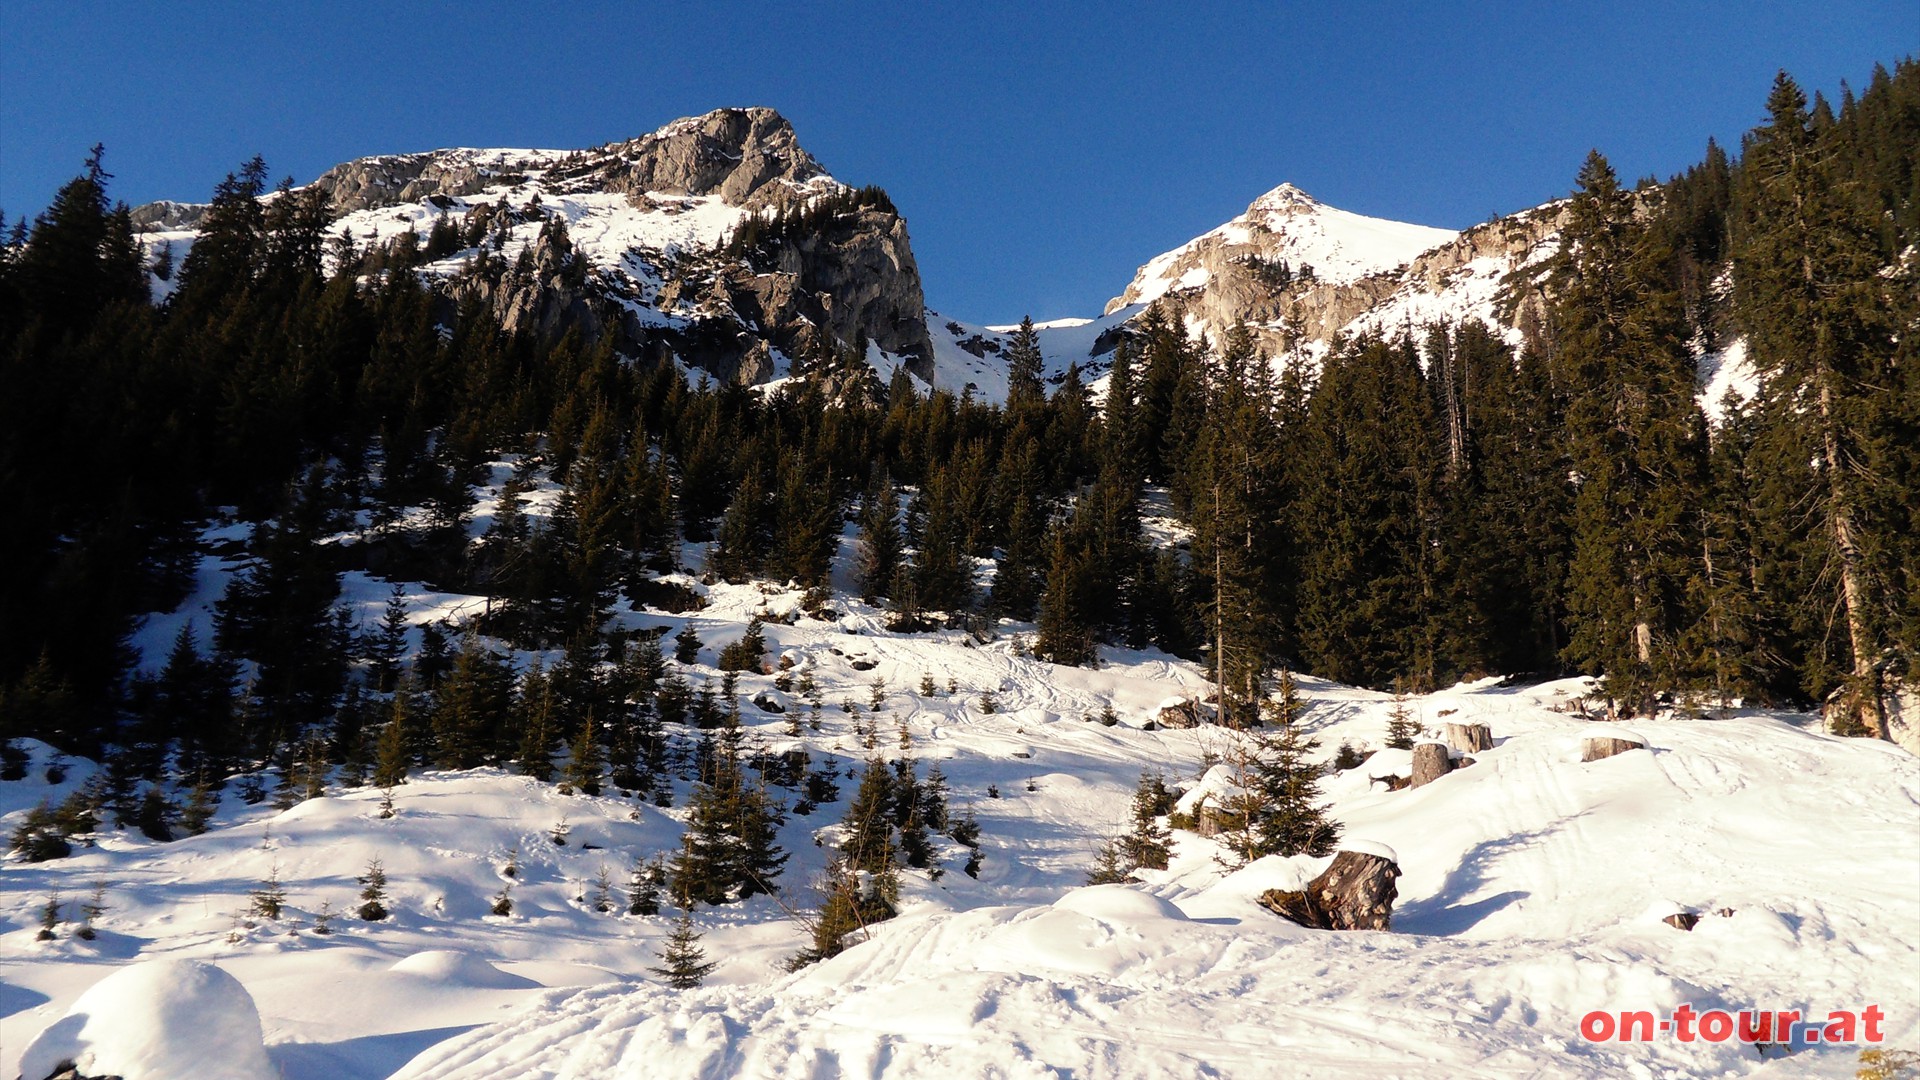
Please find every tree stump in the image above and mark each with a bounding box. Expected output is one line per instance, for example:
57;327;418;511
1409;742;1453;787
1446;722;1493;754
1259;845;1401;931
1582;735;1646;762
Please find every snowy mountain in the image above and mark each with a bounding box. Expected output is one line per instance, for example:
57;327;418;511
1109;182;1460;306
131;117;1750;410
134;108;936;388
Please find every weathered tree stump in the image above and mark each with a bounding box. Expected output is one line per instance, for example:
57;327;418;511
1259;844;1402;931
1409;742;1454;787
1446;722;1493;753
1582;735;1647;762
1154;697;1215;729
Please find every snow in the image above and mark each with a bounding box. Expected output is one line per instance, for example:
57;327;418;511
924;306;1142;404
3;651;1915;1078
17;958;272;1080
1111;182;1459;310
383;697;1917;1079
1698;337;1760;423
1336;838;1398;862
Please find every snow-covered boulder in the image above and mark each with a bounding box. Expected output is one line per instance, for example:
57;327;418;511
18;959;272;1080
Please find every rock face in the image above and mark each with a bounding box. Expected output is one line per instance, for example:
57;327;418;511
708;205;933;383
1259;847;1402;931
308;107;827;216
597;108;829;210
130;107;931;387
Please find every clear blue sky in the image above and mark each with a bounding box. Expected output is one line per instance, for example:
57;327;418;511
2;2;1910;323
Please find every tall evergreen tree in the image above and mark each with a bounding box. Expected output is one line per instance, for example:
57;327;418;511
1733;72;1906;732
1549;151;1708;715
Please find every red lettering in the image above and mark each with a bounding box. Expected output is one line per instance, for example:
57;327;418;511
1737;1010;1773;1043
1619;1011;1654;1041
1673;1003;1698;1042
1699;1010;1734;1042
1864;1005;1886;1043
1580;1011;1615;1041
1824;1011;1858;1043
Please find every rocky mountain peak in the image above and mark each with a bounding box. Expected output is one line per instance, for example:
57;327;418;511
599;106;829;210
1245;182;1321;215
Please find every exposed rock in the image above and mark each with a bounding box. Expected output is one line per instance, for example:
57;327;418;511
1409;742;1454;788
1884;678;1920;757
1446;722;1493;754
1259;845;1402;931
1663;911;1701;932
714;205;934;381
126;200;205;232
752;691;786;714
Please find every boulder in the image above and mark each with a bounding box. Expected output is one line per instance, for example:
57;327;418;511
1259;842;1402;931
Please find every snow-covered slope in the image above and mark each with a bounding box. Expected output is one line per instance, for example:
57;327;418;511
924;307;1142;401
393;684;1920;1080
4;459;1915;1080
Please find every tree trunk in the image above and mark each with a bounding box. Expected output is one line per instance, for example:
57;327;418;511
1409;742;1453;787
1582;735;1646;762
1445;723;1493;754
1818;375;1886;738
1259;849;1401;931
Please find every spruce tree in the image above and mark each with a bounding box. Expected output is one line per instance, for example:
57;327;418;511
357;857;389;921
1005;316;1046;416
1035;516;1096;666
1549;151;1707;716
1250;713;1340;858
627;855;665;916
855;470;903;602
1117;771;1173;872
1733;72;1905;732
562;713;604;796
651;913;718;989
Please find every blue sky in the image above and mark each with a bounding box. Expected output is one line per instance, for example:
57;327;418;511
2;2;1909;323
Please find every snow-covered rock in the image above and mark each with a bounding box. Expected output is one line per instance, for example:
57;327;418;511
18;959;272;1080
